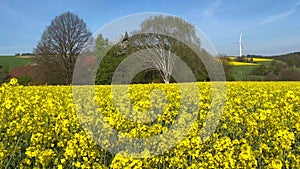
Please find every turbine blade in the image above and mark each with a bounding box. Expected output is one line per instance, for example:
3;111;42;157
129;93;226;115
240;32;242;42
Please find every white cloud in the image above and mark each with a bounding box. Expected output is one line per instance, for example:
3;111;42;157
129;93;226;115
260;1;300;25
294;0;300;7
202;0;222;18
260;9;296;25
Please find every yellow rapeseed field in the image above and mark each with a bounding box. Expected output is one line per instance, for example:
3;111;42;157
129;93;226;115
229;61;259;66
252;58;274;62
0;79;300;168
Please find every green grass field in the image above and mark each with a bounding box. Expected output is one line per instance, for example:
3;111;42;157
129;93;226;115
0;56;33;71
231;65;259;80
230;57;274;80
0;55;280;81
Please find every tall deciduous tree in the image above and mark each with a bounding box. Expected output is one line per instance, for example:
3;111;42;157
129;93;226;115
95;15;214;84
126;15;207;83
34;11;91;84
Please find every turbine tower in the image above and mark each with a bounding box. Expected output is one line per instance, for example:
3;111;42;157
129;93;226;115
239;32;243;57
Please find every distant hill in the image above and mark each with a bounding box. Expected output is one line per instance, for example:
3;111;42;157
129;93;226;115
227;52;300;81
272;51;300;57
270;52;300;67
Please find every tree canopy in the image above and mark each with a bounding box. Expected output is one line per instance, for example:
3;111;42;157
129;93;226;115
34;11;92;84
95;15;213;84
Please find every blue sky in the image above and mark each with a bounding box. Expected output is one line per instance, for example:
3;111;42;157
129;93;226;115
0;0;300;56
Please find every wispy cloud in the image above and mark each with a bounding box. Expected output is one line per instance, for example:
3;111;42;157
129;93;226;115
294;0;300;7
260;9;296;25
260;1;299;25
202;0;222;18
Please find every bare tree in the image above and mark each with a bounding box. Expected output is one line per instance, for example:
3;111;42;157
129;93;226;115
34;11;91;84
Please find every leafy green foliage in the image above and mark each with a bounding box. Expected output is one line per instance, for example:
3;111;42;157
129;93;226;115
0;64;9;84
95;15;214;84
95;33;210;85
251;60;300;81
271;52;300;68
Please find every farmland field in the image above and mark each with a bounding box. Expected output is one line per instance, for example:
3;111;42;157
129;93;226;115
231;65;259;81
0;79;300;168
0;56;33;71
229;57;274;80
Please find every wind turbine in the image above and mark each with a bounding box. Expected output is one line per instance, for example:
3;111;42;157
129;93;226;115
238;32;243;57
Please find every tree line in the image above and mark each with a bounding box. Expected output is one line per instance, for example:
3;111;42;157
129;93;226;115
16;11;229;85
6;11;300;85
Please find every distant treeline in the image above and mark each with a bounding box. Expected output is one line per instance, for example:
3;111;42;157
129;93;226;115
271;52;300;68
251;52;300;81
246;52;300;59
15;53;35;56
